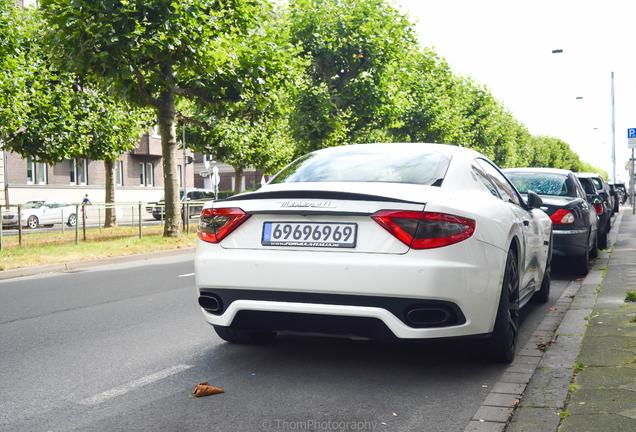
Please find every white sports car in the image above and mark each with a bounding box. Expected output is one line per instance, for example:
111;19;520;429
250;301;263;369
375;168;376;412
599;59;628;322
195;143;552;362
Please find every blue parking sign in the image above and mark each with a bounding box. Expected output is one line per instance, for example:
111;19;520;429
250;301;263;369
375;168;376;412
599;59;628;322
629;128;636;148
629;128;636;138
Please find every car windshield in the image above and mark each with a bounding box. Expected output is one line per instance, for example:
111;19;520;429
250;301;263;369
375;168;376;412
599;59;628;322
506;172;574;197
23;201;44;209
270;146;451;185
579;178;597;195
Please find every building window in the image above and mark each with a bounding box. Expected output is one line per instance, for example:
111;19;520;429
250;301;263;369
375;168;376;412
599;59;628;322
116;160;124;186
27;157;47;185
151;125;161;138
139;163;146;186
146;162;154;186
36;162;47;185
70;158;88;185
27;157;35;184
177;164;183;187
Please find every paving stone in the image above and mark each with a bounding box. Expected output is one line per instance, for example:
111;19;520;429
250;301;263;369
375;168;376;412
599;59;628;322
568;388;636;415
577;335;636;366
540;336;582;368
511;355;541;367
576;365;636;389
559;413;636;432
505;363;535;374
464;420;506;432
500;372;533;384
506;407;561;432
557;309;592;336
491;382;526;395
482;392;520;408
472;406;513;423
521;367;571;409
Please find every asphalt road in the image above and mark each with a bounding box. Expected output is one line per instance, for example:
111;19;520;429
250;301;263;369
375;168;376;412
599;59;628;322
0;255;572;432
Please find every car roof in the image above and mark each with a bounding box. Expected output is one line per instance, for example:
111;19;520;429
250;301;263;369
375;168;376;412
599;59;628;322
311;142;486;159
502;167;573;175
576;172;603;179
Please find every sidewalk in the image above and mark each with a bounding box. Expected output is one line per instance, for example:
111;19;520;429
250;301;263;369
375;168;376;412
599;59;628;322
507;209;636;431
558;210;636;431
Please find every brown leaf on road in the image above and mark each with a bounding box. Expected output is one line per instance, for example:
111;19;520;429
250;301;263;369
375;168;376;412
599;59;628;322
192;382;224;397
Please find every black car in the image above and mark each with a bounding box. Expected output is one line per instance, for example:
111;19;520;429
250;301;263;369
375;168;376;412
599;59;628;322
578;173;613;237
504;168;597;275
578;176;610;249
612;182;627;204
607;184;620;213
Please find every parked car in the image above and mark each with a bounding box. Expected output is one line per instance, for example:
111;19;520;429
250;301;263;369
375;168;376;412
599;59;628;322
577;176;610;249
578;173;613;237
504;168;597;275
2;200;77;229
612;182;627;204
152;189;215;220
607;184;620;213
196;143;553;362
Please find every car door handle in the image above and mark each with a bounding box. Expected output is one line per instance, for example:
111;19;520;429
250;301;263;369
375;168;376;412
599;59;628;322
523;220;529;226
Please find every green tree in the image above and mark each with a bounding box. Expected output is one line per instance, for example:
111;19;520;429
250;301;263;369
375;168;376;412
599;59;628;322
184;10;303;191
41;0;278;236
0;6;151;225
288;0;416;153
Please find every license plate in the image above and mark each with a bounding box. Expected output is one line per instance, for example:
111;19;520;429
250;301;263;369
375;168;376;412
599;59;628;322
262;222;357;248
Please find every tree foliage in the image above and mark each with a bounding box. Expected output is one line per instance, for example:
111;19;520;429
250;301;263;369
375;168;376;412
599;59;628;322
41;0;299;236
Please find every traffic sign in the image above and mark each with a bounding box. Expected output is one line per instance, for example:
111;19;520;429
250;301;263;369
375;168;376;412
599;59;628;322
629;128;636;148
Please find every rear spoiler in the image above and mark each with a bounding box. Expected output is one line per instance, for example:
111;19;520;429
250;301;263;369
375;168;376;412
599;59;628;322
217;190;425;205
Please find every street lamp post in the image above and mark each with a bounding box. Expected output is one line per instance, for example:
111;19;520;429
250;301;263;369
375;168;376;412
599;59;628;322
611;71;616;184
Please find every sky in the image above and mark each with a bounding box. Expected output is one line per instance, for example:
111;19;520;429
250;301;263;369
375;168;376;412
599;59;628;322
392;0;636;181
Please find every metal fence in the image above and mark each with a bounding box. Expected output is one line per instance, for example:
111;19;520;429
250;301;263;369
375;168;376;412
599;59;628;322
0;200;211;250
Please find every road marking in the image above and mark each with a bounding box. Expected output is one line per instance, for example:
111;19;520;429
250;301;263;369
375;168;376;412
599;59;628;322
78;364;192;406
178;273;195;278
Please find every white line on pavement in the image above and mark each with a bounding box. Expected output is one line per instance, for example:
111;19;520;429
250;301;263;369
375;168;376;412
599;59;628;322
78;364;193;406
178;273;195;278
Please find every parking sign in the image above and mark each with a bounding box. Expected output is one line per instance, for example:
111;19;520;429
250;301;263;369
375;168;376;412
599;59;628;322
629;128;636;148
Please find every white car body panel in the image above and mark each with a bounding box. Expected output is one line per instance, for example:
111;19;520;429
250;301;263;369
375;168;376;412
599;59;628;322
195;143;552;340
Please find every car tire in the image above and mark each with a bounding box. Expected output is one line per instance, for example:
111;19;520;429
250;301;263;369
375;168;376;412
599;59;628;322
213;326;276;345
67;214;77;227
26;215;39;229
534;240;552;303
573;238;590;276
598;226;608;250
487;248;520;363
590;233;599;259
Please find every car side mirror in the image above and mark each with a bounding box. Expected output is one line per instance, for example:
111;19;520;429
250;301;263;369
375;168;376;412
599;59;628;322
526;190;543;209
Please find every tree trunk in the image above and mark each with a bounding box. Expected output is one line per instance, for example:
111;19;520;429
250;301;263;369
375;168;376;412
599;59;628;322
158;83;181;237
103;158;116;227
233;166;243;193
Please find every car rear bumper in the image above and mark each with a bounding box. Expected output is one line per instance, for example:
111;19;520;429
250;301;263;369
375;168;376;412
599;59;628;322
195;238;506;339
552;229;588;257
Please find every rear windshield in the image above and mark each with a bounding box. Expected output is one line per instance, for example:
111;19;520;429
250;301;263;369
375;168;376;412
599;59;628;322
506;172;574;197
270;146;451;185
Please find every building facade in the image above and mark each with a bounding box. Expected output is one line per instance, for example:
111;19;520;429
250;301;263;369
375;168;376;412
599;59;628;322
2;132;195;205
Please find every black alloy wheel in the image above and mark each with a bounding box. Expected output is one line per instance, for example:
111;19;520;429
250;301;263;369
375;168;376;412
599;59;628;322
488;248;520;362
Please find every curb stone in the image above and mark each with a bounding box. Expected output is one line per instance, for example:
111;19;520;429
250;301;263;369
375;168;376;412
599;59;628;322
0;247;195;281
465;211;623;432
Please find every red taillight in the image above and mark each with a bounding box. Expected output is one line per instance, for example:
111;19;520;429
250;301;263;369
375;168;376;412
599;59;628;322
371;210;475;249
593;202;603;215
550;208;575;225
198;207;250;243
